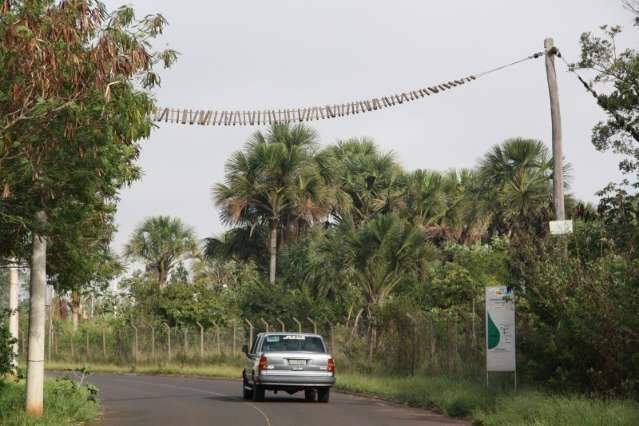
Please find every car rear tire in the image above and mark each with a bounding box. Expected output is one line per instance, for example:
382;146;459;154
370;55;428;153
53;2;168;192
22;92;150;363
242;375;253;400
252;384;265;402
317;388;330;403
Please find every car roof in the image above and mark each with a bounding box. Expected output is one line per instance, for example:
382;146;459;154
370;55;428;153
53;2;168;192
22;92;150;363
257;332;323;338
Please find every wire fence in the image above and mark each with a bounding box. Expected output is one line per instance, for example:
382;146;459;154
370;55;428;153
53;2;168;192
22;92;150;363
18;310;489;379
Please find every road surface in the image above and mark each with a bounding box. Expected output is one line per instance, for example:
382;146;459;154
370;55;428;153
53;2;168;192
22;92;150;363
53;372;468;425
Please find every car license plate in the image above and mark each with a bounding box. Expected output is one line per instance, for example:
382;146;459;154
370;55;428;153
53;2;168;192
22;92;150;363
288;359;306;366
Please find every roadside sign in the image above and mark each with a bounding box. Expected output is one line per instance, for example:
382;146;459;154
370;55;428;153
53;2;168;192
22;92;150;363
549;219;573;235
485;286;516;372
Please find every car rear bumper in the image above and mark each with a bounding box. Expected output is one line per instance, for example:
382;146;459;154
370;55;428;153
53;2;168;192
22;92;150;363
256;373;335;388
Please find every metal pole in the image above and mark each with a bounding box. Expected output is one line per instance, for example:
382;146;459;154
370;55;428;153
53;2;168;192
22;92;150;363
307;317;317;334
183;328;188;356
244;319;254;351
544;37;565;221
277;318;285;332
260;318;269;333
213;322;221;354
292;317;302;333
102;327;107;359
196;322;204;359
132;325;138;363
151;326;155;360
85;330;90;361
232;320;237;355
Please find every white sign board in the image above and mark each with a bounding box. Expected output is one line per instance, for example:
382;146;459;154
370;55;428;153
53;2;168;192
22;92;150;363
485;286;516;372
549;220;573;235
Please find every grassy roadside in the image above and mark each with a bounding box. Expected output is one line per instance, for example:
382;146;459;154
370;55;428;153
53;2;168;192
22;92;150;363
0;377;99;426
47;362;639;425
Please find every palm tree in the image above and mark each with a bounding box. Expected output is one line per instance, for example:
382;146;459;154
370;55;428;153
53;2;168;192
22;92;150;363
325;138;403;224
479;138;569;239
213;123;333;285
342;213;426;362
125;216;197;289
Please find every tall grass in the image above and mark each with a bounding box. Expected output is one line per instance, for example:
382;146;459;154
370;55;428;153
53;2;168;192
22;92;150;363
0;378;99;426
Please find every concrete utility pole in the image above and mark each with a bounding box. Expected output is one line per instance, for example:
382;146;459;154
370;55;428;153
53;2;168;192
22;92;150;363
544;38;565;220
9;258;19;371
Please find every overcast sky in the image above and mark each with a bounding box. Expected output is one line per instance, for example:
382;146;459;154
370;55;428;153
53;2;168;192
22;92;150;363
104;0;634;255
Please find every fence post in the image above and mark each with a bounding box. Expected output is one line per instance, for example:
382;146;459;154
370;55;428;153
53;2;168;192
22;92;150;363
131;325;138;363
196;322;204;359
48;322;53;362
307;317;317;334
85;329;90;361
329;322;335;353
260;318;269;333
471;300;477;347
183;327;188;357
150;325;155;360
232;320;237;355
163;323;171;360
102;327;107;359
276;318;285;332
406;313;418;376
244;319;254;350
70;331;76;360
292;317;302;333
54;326;58;357
213;321;221;355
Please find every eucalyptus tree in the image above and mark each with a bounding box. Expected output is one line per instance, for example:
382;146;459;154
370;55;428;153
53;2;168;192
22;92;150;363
125;216;198;289
0;1;176;415
214;123;333;285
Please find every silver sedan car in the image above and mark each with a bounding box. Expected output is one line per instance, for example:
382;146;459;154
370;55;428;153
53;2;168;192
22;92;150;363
242;332;336;402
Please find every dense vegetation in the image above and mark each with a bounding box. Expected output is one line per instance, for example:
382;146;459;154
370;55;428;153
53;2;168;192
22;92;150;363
0;378;99;426
106;127;638;397
1;1;638;422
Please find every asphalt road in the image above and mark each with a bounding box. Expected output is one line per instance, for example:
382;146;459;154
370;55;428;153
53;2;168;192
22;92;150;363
52;372;468;426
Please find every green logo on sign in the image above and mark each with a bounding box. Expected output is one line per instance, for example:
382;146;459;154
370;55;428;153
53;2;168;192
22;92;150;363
487;313;500;349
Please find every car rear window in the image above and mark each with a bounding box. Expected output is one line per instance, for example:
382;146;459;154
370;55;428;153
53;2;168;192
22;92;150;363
261;335;325;353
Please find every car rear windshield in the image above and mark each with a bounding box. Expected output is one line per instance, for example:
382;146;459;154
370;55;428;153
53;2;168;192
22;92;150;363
261;335;325;353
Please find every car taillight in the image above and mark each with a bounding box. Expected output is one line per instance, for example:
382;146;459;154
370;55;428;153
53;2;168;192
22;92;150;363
327;357;335;373
258;356;268;372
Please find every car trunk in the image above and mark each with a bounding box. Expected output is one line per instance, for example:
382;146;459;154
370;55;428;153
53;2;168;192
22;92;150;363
262;352;331;373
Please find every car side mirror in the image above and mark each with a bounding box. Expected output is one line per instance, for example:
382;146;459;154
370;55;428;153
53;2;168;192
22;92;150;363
242;344;249;355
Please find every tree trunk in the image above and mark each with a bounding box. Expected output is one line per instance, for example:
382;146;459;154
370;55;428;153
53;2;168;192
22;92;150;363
70;290;81;333
26;211;47;417
269;223;277;285
158;262;167;289
9;257;19;372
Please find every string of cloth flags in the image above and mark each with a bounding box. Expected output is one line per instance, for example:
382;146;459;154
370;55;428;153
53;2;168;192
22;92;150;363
153;50;546;127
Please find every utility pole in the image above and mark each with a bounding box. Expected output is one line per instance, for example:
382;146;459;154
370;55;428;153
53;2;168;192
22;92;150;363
544;38;565;221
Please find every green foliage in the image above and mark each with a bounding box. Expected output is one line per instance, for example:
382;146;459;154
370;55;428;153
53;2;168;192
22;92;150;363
515;229;639;396
156;282;225;327
577;21;639;180
0;310;16;377
125;216;198;288
0;378;99;426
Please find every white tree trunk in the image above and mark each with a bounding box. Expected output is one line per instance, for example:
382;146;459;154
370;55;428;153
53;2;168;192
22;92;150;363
9;257;19;371
26;211;47;417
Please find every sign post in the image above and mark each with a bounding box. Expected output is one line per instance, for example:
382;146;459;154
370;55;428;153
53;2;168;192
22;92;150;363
485;286;516;390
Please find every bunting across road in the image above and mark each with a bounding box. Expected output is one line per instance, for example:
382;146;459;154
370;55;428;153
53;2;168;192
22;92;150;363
153;51;545;127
